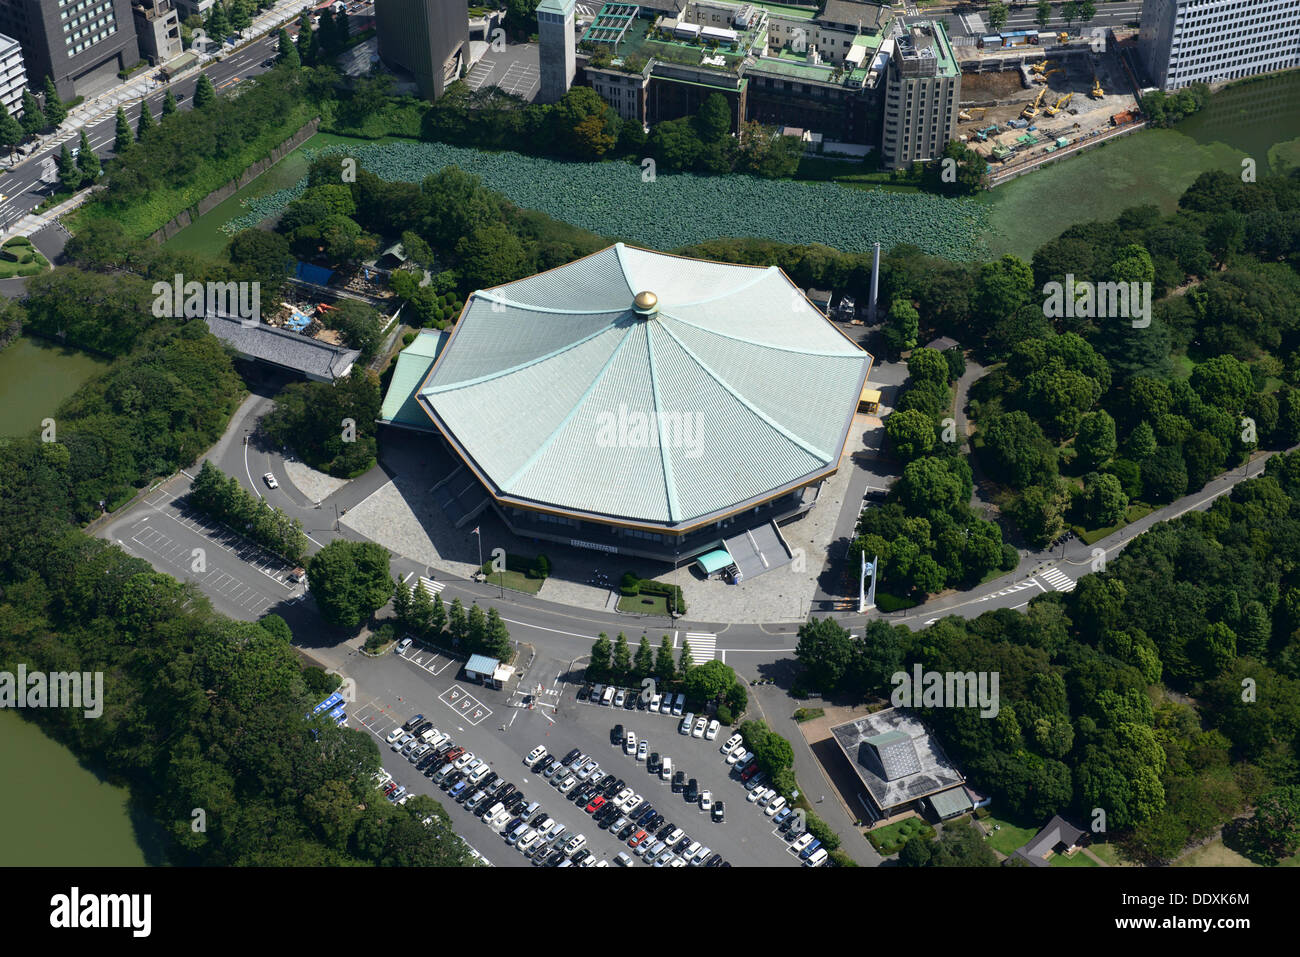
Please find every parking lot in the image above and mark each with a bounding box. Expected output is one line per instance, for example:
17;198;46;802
463;44;540;100
112;483;302;618
346;647;804;867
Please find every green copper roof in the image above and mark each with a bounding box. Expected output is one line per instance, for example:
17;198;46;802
381;330;447;427
418;245;872;527
536;0;575;15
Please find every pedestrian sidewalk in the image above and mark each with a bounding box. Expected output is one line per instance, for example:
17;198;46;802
2;186;101;240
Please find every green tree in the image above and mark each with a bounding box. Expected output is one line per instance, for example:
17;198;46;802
1061;0;1079;27
612;632;632;681
278;28;300;67
162;89;178;118
56;143;81;192
590;633;613;681
407;579;433;637
1078;0;1097;23
447;597;468;646
1081;471;1128;527
1009;479;1070;547
307;540;393;628
1075;409;1117;470
678;639;695;675
466;602;487;654
683;659;738;706
136;103;155;140
484;607;511;660
42;76;66;128
20;89;43;137
113;107;132;153
795;617;856;694
884;297;920;353
885;408;936;461
988;1;1009;31
0;102;23;157
430;592;446;636
974;255;1035;321
634;636;655;682
1035;0;1052;30
654;635;677;684
456;222;527;290
695;92;732;142
193;73;217;109
1125;420;1158;461
205;3;230;39
76;129;100;182
1240;786;1300;865
899;834;932;866
980;410;1056;489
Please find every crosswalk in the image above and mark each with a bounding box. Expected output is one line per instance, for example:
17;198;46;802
680;631;718;663
1039;566;1076;592
416;576;445;597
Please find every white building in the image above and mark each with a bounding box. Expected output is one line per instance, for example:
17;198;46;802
1140;0;1300;91
536;0;576;103
0;31;26;119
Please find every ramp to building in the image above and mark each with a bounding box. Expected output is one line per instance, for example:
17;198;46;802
431;465;490;528
723;521;793;582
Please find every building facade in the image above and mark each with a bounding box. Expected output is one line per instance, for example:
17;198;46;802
537;0;576;103
374;0;467;100
1139;0;1300;91
0;0;139;100
879;20;959;169
0;30;26;117
131;0;181;65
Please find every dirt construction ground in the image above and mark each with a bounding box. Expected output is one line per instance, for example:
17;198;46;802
955;48;1140;166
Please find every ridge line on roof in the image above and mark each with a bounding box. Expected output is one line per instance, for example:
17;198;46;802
473;289;630;316
422;318;622;395
666;264;780;308
613;241;642;298
652;321;834;463
644;317;681;522
499;323;640;492
661;306;867;357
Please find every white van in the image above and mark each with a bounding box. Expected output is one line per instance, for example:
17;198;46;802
679;712;694;735
672;693;686;716
601;686;616;706
649;692;663;713
659;756;673;781
516;829;541;852
804;847;829;867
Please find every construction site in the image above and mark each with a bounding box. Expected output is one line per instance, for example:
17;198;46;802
951;30;1144;185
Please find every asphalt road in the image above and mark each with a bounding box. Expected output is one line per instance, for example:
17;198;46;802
0;36;279;232
941;1;1144;38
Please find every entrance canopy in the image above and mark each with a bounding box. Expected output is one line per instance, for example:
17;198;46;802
694;548;735;575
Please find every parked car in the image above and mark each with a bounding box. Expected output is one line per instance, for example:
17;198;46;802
614;689;627;708
396;637;412;654
611;723;623;745
671;770;686;792
586;795;607;814
525;745;547;765
679;712;695;735
727;747;750;766
623;731;637;755
659;756;673;781
684;778;699;802
805;847;828;867
672;694;685;716
705;719;720;741
636;740;648;762
692;717;707;738
699;790;712;812
391;732;415;753
765;796;788;817
712;801;725;823
614;851;633;866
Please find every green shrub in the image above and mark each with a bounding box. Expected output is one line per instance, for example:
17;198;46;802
716;703;734;724
620;571;641;596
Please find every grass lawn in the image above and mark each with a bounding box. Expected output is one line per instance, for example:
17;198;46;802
487;569;545;596
867;816;935;855
793;707;825;723
1170;353;1195;378
619;592;669;615
0;253;47;278
1089;842;1132;866
1173;839;1257;867
876;591;919;612
1050;849;1099;867
981;809;1040;857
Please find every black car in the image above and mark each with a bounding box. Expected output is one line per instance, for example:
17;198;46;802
503;816;524;835
647;752;661;774
562;748;581;765
412;720;434;737
496;784;517;804
657;822;676;841
415;753;439;771
672;771;686;792
572;849;591;865
545;850;567;867
613;778;627;794
706;854;724;867
635;693;648;710
647;814;665;832
577;685;591;701
636;805;657;826
623;694;637;710
712;802;725;823
505;793;528;813
611;724;623;745
598;809;619;829
401;713;425;731
432;744;454;761
674;836;692;854
479;771;499;791
596;773;616;791
441;771;465;791
618;822;637;841
602;778;621;798
535;757;556;776
684;778;699;802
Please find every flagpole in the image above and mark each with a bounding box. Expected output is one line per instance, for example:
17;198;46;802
474;527;482;574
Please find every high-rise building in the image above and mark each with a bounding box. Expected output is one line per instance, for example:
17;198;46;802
536;0;575;103
0;0;139;100
0;31;26;118
374;0;467;101
1140;0;1300;91
879;20;960;170
132;0;181;65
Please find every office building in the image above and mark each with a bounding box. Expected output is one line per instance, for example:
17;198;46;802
879;20;960;169
0;30;26;117
1140;0;1300;91
374;0;467;100
132;0;181;65
0;0;139;100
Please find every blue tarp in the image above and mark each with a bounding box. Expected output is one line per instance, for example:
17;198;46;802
295;261;335;285
312;692;343;716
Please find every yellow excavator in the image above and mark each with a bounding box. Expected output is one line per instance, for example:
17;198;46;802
1045;92;1073;116
1022;87;1048;120
1035;68;1063;83
1031;60;1056;74
1058;32;1069;43
1091;75;1105;98
957;106;988;121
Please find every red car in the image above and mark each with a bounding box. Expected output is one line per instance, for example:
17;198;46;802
627;829;648;848
586;795;606;814
443;746;465;763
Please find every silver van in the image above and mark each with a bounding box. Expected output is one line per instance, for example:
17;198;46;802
672;693;685;716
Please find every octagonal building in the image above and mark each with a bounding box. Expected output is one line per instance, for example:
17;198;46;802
382;243;873;566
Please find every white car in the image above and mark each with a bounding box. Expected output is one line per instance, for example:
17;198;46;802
705;719;720;741
692;717;707;738
396;637;412;654
791;832;816;854
765;796;788;817
679;713;694;735
624;731;637;755
727;747;750;766
721;733;743;755
636;740;648;762
262;472;278;489
621;793;643;814
747;785;767;804
557;775;578;794
614;689;627;708
613;787;633;807
385;727;407;745
525;745;547;765
454;751;476;770
699;790;712;812
805;847;828;867
390;732;414;752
